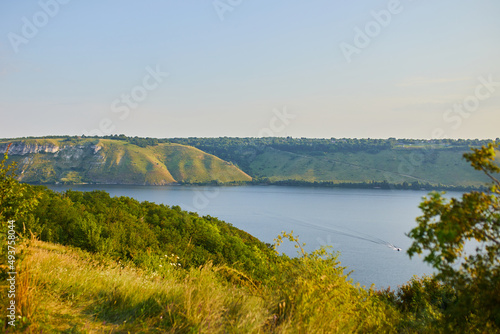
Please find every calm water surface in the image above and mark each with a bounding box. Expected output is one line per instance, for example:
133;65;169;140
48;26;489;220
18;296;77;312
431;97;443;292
47;185;461;289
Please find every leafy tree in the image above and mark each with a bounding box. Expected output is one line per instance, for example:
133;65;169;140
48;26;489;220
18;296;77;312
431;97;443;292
407;142;500;331
0;144;40;224
377;275;456;332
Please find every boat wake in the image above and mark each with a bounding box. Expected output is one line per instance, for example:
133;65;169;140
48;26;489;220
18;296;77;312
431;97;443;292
269;213;402;252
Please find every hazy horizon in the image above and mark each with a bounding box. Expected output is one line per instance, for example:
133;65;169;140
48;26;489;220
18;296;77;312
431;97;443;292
2;135;500;141
1;1;499;139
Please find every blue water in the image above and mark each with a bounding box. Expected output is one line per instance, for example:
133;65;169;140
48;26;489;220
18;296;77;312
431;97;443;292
46;184;461;289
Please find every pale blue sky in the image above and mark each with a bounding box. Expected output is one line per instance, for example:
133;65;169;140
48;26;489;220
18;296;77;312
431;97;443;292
1;0;499;139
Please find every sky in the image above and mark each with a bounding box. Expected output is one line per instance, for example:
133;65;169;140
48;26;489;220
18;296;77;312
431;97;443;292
0;0;499;139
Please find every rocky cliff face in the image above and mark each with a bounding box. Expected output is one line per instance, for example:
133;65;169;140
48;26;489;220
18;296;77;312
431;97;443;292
0;141;102;157
0;140;106;184
54;145;102;160
0;142;60;155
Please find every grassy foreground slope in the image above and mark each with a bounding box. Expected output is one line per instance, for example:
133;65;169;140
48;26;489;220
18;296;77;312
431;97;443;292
4;239;399;333
0;138;251;185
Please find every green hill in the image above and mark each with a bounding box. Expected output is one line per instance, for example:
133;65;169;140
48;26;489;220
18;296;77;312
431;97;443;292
169;137;499;188
2;136;498;187
0;138;251;185
245;147;492;186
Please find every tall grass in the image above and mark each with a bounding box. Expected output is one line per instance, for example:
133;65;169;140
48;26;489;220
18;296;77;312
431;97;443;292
15;241;39;324
7;239;270;333
2;238;400;333
0;238;39;331
268;232;399;333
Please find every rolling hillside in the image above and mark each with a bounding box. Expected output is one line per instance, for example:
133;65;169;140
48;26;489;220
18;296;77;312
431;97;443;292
1;136;498;187
169;137;499;187
245;147;493;186
0;138;252;185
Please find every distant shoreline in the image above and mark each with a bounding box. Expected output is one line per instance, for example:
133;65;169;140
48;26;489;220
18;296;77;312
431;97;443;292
29;179;486;192
6;136;496;190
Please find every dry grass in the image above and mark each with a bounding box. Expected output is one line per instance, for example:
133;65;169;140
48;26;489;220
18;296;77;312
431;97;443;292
2;239;270;333
1;238;399;333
